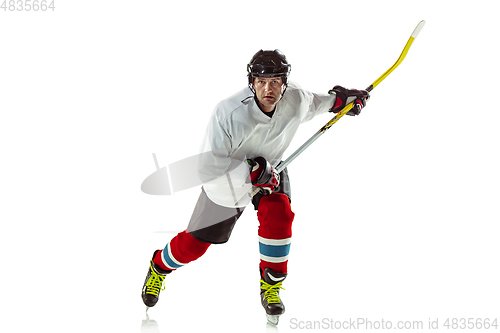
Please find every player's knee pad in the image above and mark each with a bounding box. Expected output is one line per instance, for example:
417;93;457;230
164;230;211;270
257;193;295;238
258;193;294;224
178;230;211;259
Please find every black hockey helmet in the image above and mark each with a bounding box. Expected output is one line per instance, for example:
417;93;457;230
247;49;291;93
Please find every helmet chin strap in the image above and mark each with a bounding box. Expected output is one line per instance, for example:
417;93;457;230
249;82;256;95
279;83;287;101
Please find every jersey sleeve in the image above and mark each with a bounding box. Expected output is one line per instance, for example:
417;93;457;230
285;81;337;123
301;90;337;123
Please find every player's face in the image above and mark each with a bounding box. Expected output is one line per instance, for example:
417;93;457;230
253;77;284;112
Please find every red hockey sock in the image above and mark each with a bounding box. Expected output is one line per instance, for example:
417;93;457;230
257;193;294;276
154;230;211;271
260;261;288;277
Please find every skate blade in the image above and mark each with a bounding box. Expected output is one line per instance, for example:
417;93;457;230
266;314;280;326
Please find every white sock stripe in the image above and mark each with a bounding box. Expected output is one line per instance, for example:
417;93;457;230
258;236;292;246
162;260;178;270
165;242;187;266
260;253;289;263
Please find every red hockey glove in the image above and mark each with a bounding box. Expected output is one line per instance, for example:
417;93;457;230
248;157;280;195
328;85;370;116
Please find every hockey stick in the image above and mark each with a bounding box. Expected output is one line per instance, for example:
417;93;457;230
251;20;426;197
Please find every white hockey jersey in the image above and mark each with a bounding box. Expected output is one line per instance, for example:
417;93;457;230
199;81;337;207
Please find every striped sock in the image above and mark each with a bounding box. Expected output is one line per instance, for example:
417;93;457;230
259;236;291;275
257;193;295;276
155;230;211;271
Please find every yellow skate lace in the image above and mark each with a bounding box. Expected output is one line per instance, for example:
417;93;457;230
260;280;285;304
145;262;166;296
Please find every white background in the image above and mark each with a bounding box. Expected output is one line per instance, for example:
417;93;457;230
1;1;499;332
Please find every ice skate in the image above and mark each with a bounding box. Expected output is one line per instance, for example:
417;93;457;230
260;267;287;325
142;250;171;308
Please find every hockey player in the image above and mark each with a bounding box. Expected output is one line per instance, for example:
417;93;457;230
141;49;369;325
